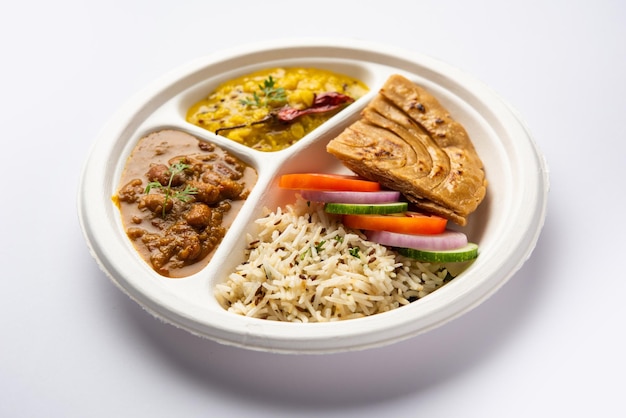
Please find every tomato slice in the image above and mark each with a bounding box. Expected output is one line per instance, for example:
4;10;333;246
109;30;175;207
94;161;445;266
342;211;448;235
278;173;380;192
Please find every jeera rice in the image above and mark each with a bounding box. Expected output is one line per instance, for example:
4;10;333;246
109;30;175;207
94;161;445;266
215;196;456;322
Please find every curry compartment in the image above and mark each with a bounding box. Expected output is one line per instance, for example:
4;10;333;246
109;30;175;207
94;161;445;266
113;129;258;278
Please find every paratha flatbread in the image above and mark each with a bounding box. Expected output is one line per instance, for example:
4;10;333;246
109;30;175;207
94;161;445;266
327;74;487;225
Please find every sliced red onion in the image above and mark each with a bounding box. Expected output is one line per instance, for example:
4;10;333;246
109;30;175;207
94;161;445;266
300;189;400;204
365;229;468;251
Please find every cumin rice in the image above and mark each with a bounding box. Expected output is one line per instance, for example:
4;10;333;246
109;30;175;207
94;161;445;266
214;197;452;322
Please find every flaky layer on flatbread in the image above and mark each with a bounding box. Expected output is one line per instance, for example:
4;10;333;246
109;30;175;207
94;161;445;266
327;74;487;226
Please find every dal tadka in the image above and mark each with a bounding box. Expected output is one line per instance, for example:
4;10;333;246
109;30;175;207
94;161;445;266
114;130;257;278
186;67;369;152
327;74;487;226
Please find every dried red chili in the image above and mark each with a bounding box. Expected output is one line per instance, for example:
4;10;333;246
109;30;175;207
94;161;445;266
276;92;355;122
215;92;355;135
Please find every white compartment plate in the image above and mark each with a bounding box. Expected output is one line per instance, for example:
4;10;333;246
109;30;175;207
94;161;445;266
78;39;549;353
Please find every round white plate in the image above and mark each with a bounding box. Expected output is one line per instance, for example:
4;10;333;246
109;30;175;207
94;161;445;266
78;39;549;353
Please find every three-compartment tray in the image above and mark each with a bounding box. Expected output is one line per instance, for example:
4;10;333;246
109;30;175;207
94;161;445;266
78;39;549;353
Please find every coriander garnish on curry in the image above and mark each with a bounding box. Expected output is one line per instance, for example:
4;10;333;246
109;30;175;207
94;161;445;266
143;161;198;218
186;67;369;152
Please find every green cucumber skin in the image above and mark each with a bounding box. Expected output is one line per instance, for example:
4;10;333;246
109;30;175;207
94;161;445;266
324;202;408;215
396;243;479;263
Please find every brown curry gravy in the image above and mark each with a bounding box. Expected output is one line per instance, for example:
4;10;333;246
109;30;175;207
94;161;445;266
114;130;257;278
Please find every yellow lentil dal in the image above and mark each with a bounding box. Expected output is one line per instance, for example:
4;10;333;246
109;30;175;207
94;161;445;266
186;67;369;152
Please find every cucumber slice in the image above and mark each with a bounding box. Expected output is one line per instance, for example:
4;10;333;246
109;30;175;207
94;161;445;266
396;243;479;263
324;201;408;215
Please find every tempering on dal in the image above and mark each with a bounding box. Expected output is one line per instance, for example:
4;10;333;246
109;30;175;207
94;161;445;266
186;67;369;152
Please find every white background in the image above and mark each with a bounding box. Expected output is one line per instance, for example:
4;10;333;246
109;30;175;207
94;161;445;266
2;1;625;417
